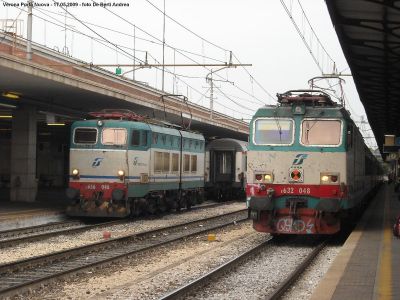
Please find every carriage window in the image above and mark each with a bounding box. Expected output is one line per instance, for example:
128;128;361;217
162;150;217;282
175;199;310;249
254;118;294;145
131;130;140;146
191;155;197;172
184;154;190;172
172;153;179;172
163;152;170;172
301;119;342;146
154;151;163;172
102;128;127;145
218;152;232;174
74;128;97;144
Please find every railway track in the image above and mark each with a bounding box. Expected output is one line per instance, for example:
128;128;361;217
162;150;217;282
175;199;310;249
265;240;327;300
0;209;247;298
0;201;233;249
159;237;326;300
0;219;124;248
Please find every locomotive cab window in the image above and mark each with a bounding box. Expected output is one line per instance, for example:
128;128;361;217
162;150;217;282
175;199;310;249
131;130;140;146
142;131;148;146
301;119;342;146
253;118;294;145
102;128;127;145
74;128;98;144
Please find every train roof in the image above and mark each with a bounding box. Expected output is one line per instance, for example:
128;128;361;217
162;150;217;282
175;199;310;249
71;119;204;140
206;138;248;151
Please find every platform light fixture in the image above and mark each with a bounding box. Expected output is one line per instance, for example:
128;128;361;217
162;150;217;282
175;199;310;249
0;103;17;109
1;92;20;100
0;115;12;119
47;123;66;126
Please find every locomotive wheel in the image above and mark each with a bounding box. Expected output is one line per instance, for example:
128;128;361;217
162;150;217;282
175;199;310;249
146;198;157;214
158;196;168;213
186;196;192;210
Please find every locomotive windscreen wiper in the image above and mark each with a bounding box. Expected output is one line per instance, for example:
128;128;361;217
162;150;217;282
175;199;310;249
273;111;283;141
305;120;318;144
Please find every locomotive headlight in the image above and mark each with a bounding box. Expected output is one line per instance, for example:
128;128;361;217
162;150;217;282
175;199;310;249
264;174;273;183
97;120;104;127
117;170;125;180
72;168;80;179
320;173;340;184
321;175;329;182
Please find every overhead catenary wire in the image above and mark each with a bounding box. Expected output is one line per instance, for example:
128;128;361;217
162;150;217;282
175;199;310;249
143;0;275;105
35;6;226;64
91;0;274;108
91;0;269;110
3;0;261;118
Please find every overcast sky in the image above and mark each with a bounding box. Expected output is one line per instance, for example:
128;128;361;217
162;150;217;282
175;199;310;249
0;0;377;147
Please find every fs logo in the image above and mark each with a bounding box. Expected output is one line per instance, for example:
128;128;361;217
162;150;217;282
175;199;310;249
92;157;104;167
292;154;308;165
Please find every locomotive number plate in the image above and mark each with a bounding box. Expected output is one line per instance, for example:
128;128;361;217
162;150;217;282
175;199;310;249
85;184;110;190
280;187;311;194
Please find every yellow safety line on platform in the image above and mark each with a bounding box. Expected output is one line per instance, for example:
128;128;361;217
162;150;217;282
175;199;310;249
377;187;392;300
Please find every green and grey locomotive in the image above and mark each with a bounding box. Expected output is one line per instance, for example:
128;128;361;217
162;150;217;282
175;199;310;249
66;110;205;217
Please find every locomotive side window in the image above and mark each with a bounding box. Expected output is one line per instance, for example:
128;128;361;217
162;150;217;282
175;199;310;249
102;128;127;145
74;128;97;144
184;154;190;172
163;152;170;172
141;131;148;146
131;130;140;146
172;153;179;172
152;133;158;145
191;155;197;172
253;118;294;145
301;119;342;146
154;151;163;172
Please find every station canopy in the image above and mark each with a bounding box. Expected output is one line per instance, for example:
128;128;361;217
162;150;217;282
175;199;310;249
326;0;400;153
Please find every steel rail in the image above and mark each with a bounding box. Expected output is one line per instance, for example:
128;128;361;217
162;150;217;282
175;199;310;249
0;220;81;238
0;209;248;298
266;240;327;300
0;219;123;248
159;238;272;300
0;201;235;248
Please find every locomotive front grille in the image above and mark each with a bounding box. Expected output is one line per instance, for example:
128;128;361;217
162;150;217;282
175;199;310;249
285;198;308;208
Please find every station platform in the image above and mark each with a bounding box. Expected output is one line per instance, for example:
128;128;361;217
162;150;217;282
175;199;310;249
312;183;400;300
0;188;67;230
